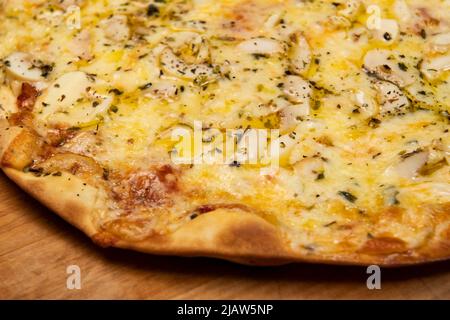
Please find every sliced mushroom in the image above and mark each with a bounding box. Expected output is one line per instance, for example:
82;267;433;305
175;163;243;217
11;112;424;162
374;80;410;116
279;104;310;133
363;49;415;87
289;34;311;75
373;19;399;43
61;130;100;156
393;0;411;24
282;75;312;104
262;97;291;115
33;81;50;91
264;12;283;29
35;71;112;129
159;47;214;81
419;140;448;175
353;90;378;117
102;15;130;42
39;71;90;112
3;52;46;82
68;29;92;60
420;54;450;80
394;150;429;179
164;32;210;64
237;38;283;55
430;32;450;52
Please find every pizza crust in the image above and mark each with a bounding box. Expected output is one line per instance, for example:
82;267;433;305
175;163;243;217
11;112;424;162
3;167;99;237
3;165;450;266
111;208;294;266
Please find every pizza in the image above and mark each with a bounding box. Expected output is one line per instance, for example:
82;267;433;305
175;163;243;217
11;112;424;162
0;0;449;266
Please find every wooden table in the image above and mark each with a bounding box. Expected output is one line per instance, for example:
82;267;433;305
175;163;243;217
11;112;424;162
0;171;449;300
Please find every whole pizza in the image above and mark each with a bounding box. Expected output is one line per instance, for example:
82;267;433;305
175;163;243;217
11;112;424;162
0;0;449;266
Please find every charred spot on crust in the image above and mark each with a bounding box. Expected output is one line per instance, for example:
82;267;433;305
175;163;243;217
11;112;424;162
217;218;285;255
111;165;179;209
92;232;118;248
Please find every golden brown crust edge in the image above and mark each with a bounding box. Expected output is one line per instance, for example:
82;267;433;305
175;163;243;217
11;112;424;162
3;167;99;237
2;167;450;266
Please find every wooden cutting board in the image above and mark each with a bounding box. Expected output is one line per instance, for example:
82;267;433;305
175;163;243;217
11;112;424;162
0;171;449;299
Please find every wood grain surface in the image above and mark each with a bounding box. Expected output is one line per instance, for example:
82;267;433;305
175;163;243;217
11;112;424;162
0;171;449;300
